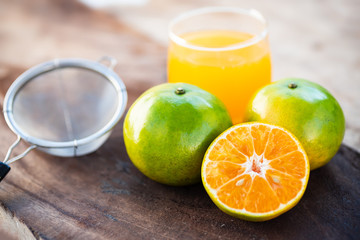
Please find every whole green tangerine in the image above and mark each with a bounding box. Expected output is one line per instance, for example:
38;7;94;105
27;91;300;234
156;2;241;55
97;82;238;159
123;83;232;186
245;78;345;170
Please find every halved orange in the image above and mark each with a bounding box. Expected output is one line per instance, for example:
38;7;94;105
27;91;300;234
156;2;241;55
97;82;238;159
201;122;310;221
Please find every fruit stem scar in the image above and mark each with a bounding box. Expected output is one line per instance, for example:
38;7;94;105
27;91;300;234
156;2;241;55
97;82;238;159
288;83;298;89
175;88;186;95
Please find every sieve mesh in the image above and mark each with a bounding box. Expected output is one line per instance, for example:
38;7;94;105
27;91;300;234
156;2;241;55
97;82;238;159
12;67;118;142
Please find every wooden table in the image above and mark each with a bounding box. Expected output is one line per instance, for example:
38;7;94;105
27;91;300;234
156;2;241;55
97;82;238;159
0;0;359;239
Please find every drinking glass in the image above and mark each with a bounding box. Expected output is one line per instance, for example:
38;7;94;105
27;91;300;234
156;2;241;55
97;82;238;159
168;7;271;124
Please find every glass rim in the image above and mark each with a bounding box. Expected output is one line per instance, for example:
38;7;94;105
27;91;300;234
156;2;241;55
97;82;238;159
168;6;269;52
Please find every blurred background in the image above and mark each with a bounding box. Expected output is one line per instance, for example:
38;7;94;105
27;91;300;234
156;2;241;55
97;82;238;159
0;0;359;151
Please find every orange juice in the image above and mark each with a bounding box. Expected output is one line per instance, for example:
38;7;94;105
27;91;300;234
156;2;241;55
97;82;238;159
168;30;271;124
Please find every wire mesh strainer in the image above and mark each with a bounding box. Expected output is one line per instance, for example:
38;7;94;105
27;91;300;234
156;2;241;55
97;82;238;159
0;57;127;181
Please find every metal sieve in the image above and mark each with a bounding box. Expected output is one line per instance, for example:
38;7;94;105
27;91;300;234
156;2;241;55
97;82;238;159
0;57;127;181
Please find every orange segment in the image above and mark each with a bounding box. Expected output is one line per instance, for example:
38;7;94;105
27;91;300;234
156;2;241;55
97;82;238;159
264;128;299;160
269;151;306;178
217;175;252;210
202;122;310;222
265;169;303;204
244;176;280;213
205;161;245;189
226;126;254;157
208;138;247;163
251;124;271;155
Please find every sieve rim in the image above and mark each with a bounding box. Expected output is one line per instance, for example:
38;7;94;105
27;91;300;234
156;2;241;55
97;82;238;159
3;58;127;150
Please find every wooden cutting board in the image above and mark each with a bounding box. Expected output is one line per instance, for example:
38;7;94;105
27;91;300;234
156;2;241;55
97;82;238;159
0;0;359;239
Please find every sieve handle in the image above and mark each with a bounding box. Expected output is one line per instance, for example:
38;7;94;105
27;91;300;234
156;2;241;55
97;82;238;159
0;162;10;182
0;136;37;182
98;56;117;70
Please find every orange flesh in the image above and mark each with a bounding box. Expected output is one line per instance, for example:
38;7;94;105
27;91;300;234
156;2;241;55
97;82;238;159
204;124;307;213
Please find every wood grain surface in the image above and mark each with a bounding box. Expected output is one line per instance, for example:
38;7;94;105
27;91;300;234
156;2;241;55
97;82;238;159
0;111;359;239
0;0;359;239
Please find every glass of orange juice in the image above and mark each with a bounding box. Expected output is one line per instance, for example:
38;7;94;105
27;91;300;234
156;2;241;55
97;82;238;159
168;7;271;124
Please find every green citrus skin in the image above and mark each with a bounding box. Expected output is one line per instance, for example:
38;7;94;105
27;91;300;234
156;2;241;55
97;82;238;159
124;83;232;186
245;78;345;170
